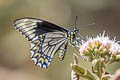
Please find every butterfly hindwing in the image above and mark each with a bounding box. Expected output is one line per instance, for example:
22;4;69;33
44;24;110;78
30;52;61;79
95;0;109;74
14;18;69;68
30;32;67;68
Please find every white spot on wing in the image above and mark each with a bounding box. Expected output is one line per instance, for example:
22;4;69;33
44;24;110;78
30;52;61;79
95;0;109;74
43;64;47;68
37;63;42;67
30;50;34;57
31;36;39;42
30;43;35;49
31;58;37;64
29;34;35;39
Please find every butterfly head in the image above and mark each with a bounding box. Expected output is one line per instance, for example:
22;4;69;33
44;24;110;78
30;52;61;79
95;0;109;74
73;28;79;35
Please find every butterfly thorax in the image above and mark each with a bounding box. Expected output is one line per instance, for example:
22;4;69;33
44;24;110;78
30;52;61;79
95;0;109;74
67;31;75;41
67;28;78;43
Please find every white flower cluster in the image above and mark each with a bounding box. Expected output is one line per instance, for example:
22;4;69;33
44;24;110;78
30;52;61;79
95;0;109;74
79;31;120;62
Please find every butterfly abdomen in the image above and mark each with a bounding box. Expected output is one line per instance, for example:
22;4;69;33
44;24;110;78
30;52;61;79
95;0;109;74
58;41;68;61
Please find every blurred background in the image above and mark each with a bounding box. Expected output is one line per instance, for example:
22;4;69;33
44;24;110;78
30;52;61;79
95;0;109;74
0;0;120;80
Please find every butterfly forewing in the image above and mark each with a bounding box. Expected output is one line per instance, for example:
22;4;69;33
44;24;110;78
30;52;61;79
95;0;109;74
14;18;69;68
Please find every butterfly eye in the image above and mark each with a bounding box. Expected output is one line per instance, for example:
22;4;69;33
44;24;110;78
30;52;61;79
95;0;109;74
74;28;79;34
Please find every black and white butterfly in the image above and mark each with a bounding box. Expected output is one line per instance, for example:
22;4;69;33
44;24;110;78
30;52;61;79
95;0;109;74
14;17;83;69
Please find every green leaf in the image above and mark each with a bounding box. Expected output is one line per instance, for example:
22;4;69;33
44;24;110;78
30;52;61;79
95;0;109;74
102;74;112;80
72;64;96;80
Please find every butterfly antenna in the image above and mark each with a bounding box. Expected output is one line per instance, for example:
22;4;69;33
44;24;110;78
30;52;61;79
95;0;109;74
74;16;78;29
78;22;95;27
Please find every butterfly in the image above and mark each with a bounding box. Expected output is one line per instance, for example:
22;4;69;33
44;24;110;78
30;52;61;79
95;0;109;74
14;17;83;69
